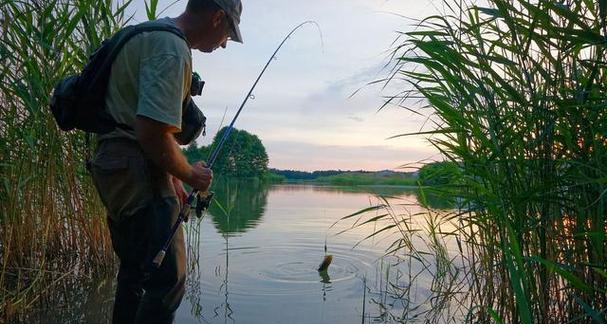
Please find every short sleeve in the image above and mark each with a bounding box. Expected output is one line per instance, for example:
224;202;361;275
136;54;188;129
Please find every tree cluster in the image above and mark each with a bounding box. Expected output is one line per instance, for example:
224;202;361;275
184;127;269;178
269;169;346;180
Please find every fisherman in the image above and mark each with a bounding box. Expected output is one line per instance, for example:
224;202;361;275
89;1;243;323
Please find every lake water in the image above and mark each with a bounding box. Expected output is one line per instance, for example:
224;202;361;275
23;181;463;323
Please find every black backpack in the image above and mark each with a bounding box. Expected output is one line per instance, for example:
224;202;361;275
50;22;190;134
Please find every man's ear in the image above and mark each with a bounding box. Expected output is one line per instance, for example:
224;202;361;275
212;10;227;27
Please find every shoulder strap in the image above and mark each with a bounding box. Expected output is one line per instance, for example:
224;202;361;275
90;23;188;91
114;23;188;53
87;23;189;132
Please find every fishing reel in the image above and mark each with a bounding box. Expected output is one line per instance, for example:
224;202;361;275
195;191;214;218
184;191;214;222
189;72;210;217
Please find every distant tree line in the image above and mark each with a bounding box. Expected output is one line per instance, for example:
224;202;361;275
270;169;357;180
270;168;417;181
269;162;460;185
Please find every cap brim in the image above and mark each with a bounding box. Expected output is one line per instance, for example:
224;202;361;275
228;16;243;43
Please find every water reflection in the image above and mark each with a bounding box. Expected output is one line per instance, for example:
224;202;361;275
363;255;467;323
207;178;269;235
185;222;234;323
272;184;457;210
184;219;205;321
319;270;331;284
12;275;114;324
274;184;417;196
415;189;458;209
214;235;233;323
182;183;436;323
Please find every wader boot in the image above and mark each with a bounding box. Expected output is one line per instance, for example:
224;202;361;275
90;139;186;324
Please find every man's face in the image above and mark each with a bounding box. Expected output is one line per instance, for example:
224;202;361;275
191;10;231;53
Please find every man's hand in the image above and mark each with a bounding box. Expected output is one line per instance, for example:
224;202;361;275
136;116;212;193
186;161;213;192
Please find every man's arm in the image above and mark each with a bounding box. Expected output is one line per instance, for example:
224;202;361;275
135;115;212;191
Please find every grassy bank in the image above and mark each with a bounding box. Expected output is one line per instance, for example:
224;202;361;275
261;171;287;183
269;169;419;186
315;172;417;186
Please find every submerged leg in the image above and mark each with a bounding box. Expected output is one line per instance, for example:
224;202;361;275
107;213;148;324
134;197;186;324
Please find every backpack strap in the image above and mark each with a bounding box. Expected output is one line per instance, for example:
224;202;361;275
90;23;188;95
91;23;189;132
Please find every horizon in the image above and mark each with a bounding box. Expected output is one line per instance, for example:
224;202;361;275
128;1;443;171
268;167;418;173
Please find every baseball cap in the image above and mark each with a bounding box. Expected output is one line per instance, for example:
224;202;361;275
212;0;243;43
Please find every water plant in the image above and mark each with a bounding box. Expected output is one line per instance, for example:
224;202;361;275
348;0;607;322
0;0;132;319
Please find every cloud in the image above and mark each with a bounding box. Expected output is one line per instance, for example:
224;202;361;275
348;116;364;123
265;140;437;171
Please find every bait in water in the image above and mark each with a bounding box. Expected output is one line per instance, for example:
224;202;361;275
318;236;332;272
317;255;333;272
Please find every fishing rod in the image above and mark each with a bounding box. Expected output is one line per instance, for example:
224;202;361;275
152;21;321;269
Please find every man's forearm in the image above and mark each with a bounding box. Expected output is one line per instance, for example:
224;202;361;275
135;117;193;183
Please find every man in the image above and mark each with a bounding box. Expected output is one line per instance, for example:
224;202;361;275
89;1;243;323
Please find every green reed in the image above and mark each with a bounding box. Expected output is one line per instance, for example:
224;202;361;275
346;0;607;322
0;0;133;319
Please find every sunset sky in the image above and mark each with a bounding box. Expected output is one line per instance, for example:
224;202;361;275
129;0;442;171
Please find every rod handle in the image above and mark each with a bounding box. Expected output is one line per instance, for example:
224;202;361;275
152;250;166;268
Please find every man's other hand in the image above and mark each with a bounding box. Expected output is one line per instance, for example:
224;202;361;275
171;176;188;205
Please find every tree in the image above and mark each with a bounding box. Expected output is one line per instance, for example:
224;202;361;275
184;127;269;178
183;142;208;163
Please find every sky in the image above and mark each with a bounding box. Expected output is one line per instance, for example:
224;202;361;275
128;0;442;171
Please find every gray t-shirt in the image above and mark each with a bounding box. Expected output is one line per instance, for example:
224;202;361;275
100;17;192;141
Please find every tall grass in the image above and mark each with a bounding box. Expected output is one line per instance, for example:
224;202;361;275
350;0;607;322
0;0;132;319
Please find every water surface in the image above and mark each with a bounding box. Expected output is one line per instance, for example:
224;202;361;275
176;181;448;323
24;181;461;323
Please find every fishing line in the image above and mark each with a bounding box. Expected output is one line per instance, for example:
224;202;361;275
316;207;335;273
152;20;324;269
207;20;323;167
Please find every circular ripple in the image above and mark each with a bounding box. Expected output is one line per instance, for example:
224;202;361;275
190;234;385;298
256;251;370;284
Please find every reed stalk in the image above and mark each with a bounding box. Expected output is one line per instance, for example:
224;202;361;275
0;0;132;320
